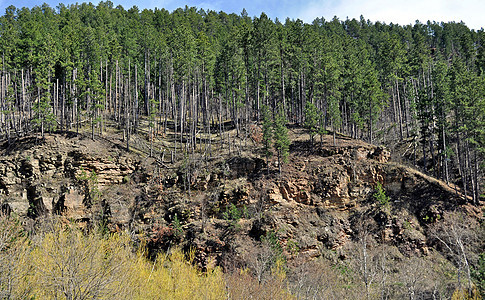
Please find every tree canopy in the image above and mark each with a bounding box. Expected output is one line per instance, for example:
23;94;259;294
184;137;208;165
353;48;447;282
0;2;484;202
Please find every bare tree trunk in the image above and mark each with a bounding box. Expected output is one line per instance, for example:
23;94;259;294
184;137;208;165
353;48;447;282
442;126;449;183
134;63;138;133
473;150;480;205
116;60;120;126
465;140;476;204
456;135;467;199
368;94;373;144
125;78;130;151
396;79;404;140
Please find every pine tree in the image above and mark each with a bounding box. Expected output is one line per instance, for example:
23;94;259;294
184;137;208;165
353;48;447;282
273;107;290;175
261;105;273;173
0;4;482;201
304;101;319;146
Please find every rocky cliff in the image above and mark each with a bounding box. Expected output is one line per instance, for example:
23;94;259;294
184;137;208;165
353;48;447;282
0;135;137;220
0;131;481;271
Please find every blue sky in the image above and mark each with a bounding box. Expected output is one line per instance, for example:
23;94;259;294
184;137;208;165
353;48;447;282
1;0;483;30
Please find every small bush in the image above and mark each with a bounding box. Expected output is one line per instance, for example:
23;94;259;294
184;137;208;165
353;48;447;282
374;182;389;208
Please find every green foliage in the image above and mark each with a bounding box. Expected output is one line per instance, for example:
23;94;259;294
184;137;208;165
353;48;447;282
223;203;249;230
148;98;159;127
472;253;485;298
423;214;441;223
286;239;299;256
373;182;389;208
262;230;283;261
273;108;291;174
261;105;273;160
76;167;101;206
403;220;412;230
304;102;320;144
0;3;484;209
223;203;241;221
172;214;184;238
32;95;56;136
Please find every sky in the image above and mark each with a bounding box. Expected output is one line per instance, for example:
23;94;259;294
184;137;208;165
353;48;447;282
0;0;483;30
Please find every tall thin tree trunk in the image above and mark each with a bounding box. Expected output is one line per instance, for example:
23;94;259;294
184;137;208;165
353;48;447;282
442;126;449;183
395;79;403;140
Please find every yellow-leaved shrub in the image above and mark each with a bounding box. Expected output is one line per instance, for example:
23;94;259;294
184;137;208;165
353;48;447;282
0;215;32;299
129;249;226;299
0;215;297;299
0;216;227;299
29;223;134;299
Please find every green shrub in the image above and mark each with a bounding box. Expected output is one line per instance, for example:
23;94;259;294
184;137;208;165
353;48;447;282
374;182;389;208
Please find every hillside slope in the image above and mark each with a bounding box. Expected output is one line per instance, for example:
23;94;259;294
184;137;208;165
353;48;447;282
0;128;483;297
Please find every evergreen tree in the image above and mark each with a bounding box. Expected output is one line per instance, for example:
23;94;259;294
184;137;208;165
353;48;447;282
261;105;273;173
304;101;319;146
273;107;290;175
0;3;482;203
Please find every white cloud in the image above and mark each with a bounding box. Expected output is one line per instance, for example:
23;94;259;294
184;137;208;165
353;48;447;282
147;0;226;12
2;0;482;31
296;0;484;30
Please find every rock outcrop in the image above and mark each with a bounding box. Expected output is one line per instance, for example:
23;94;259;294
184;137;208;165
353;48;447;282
0;135;138;219
0;132;480;270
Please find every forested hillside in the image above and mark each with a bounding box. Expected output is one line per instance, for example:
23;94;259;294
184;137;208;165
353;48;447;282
0;3;485;298
0;2;483;203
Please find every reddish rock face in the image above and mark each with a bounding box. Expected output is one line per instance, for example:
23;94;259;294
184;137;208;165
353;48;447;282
0;132;479;271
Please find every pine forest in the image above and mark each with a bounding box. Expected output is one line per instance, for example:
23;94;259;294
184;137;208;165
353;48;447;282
0;2;484;200
0;2;485;298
